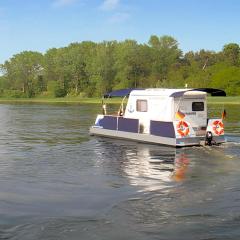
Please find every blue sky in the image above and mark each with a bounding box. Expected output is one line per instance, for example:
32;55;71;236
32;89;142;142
1;0;240;63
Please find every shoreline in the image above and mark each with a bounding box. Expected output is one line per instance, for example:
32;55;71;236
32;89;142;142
0;97;103;104
0;96;239;105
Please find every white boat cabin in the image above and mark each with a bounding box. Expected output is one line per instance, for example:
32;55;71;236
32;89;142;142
124;89;207;134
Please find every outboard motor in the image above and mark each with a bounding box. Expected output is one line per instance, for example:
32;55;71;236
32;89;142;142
205;131;213;146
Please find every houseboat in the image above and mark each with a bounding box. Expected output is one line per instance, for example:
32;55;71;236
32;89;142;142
89;88;226;147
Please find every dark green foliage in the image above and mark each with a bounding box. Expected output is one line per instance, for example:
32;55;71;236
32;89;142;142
0;35;240;97
222;43;240;66
54;87;67;98
1;90;27;98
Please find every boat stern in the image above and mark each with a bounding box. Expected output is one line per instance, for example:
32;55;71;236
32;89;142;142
173;118;226;147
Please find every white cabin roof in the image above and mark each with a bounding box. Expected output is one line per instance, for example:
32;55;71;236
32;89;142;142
129;88;207;97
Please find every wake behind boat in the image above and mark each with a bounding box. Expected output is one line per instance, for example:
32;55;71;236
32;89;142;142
90;88;226;147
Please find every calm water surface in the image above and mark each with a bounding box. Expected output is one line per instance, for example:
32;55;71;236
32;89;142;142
0;103;240;239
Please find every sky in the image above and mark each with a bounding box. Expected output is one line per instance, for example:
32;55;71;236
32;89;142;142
1;0;240;63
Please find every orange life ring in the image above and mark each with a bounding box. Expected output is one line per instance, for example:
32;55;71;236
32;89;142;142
212;120;224;135
176;121;190;137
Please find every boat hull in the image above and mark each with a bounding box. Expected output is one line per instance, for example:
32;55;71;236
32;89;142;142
89;127;225;147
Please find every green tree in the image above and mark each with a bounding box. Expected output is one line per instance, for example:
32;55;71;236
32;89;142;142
210;64;240;95
222;43;240;66
148;35;182;86
114;40;151;89
1;51;44;97
1;35;240;97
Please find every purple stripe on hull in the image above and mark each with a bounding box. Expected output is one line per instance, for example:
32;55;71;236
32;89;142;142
98;116;139;133
150;121;176;138
118;117;139;133
98;116;117;130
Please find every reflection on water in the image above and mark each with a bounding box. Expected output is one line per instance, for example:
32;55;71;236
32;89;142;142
172;153;190;182
95;140;190;192
118;144;177;191
0;103;239;240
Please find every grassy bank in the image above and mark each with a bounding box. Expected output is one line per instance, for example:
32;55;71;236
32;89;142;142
207;96;240;104
0;96;121;104
0;96;239;104
0;97;101;104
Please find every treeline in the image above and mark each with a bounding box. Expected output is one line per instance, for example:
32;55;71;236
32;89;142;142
0;35;240;98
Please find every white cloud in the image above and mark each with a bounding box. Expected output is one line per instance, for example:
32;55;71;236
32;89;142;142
53;0;77;7
100;0;120;11
109;12;130;23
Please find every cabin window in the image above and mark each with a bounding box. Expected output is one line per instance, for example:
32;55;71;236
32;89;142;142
192;102;204;111
136;100;148;112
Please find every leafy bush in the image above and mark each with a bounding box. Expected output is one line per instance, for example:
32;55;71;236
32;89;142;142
54;87;67;97
2;90;27;98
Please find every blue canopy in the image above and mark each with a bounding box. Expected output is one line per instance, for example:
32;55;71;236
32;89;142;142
104;88;144;98
170;88;226;98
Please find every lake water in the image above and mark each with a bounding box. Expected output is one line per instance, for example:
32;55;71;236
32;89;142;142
0;103;239;240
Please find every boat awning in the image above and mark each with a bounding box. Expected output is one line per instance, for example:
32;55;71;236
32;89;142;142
104;88;145;98
170;88;226;98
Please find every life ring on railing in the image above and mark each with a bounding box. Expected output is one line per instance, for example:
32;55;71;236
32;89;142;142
176;121;190;137
212;120;224;135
